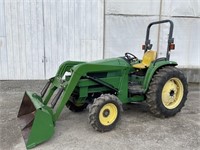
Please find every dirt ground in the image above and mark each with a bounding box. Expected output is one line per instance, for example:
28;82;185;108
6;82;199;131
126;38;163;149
0;81;199;150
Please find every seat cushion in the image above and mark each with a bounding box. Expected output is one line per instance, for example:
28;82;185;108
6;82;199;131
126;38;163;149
133;50;157;69
132;63;147;69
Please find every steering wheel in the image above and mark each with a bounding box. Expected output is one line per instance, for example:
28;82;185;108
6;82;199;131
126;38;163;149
125;52;138;62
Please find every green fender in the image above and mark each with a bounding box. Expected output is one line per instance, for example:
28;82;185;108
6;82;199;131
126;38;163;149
143;60;178;92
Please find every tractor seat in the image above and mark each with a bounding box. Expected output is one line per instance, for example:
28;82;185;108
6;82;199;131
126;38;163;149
133;50;157;69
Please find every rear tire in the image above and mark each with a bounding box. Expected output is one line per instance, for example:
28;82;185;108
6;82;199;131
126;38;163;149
146;66;188;118
88;94;122;132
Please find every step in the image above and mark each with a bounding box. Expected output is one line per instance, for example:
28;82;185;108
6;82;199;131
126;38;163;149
128;83;144;95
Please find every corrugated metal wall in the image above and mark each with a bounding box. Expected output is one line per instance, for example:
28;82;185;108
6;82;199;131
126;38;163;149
0;0;104;79
0;0;8;79
0;0;199;80
1;0;45;79
43;0;104;78
105;0;200;68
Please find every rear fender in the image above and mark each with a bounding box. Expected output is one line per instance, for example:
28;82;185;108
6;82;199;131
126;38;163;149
143;61;177;92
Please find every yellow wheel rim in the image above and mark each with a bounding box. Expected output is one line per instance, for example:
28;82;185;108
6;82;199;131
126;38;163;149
99;103;118;126
162;78;184;109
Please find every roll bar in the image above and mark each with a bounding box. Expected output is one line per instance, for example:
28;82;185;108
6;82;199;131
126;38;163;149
143;20;174;60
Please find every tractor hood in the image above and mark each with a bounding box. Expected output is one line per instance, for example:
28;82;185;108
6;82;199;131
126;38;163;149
73;57;130;70
89;57;130;66
70;57;131;74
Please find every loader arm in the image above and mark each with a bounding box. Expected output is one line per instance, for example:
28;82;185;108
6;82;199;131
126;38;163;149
56;60;85;77
42;60;85;105
53;62;130;121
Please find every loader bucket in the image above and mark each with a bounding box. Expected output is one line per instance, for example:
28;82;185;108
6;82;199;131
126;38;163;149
17;92;55;149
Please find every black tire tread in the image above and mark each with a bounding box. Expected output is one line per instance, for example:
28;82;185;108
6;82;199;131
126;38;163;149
88;94;122;132
146;66;188;118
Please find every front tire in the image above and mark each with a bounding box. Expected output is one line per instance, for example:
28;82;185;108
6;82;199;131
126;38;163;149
88;94;122;132
66;95;88;112
66;101;88;112
146;66;188;117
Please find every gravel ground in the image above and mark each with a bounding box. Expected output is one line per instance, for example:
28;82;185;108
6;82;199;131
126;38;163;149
0;81;199;150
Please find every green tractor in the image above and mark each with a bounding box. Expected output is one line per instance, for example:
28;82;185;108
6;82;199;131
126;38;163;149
18;20;188;149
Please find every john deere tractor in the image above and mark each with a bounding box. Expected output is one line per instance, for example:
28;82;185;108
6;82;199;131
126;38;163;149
18;20;188;148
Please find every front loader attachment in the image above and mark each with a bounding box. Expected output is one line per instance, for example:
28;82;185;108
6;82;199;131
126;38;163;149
17;60;130;148
17;92;54;149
